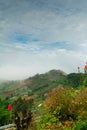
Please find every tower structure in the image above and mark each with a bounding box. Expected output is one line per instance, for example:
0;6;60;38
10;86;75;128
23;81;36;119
78;66;80;73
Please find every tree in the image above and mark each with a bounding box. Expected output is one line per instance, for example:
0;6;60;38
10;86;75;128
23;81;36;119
67;73;85;88
83;78;87;87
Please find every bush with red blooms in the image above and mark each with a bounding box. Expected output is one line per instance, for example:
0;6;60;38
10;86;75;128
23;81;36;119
13;97;33;113
37;87;87;130
13;97;34;130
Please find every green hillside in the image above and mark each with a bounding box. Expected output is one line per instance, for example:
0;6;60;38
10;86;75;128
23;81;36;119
1;70;87;129
0;70;87;100
0;69;66;98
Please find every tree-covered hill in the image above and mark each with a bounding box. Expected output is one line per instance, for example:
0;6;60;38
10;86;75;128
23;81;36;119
0;69;67;98
0;70;87;100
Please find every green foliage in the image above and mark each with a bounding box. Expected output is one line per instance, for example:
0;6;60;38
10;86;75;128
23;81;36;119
37;88;75;129
0;81;19;92
0;98;13;126
83;78;87;87
37;113;58;130
37;87;87;130
74;120;87;130
2;71;87;129
67;73;85;88
0;70;67;100
13;97;33;113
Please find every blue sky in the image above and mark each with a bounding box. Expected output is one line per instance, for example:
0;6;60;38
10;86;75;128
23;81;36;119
0;0;87;80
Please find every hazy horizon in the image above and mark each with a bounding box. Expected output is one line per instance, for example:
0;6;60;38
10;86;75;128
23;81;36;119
0;0;87;80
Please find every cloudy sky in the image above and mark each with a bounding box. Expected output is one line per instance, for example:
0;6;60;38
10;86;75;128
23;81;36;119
0;0;87;80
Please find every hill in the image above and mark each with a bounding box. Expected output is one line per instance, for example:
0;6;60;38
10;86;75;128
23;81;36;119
1;70;87;100
0;69;67;99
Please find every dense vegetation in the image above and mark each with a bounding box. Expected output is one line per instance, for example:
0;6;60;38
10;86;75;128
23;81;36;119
1;70;87;129
0;97;13;126
37;87;87;130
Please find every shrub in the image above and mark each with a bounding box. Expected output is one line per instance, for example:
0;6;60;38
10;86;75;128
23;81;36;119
37;87;77;129
74;120;87;130
83;78;87;87
0;98;13;126
37;87;87;130
44;87;79;121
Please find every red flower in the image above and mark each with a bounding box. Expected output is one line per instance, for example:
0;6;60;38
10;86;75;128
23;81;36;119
7;104;12;110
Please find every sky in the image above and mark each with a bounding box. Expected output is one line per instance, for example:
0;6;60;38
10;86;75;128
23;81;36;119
0;0;87;80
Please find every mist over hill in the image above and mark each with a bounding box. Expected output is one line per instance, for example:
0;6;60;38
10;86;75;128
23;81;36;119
0;69;86;100
0;69;67;97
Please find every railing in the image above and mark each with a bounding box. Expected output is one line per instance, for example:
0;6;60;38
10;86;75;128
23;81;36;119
0;124;15;130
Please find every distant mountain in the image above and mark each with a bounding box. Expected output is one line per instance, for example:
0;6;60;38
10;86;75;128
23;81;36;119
23;69;67;95
26;69;67;82
44;69;67;80
0;79;8;83
0;70;87;102
0;69;67;98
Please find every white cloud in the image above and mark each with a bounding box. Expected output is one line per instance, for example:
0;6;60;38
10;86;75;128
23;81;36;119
0;0;87;79
79;42;87;47
0;48;86;80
